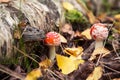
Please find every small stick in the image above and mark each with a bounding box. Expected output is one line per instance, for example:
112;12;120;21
0;64;25;80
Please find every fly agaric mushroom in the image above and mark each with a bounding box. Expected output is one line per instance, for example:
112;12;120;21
44;32;61;61
90;23;109;49
89;23;110;61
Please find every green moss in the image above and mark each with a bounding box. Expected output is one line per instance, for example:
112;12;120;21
65;9;90;31
65;9;83;23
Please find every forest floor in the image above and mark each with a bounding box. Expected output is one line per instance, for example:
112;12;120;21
0;0;120;80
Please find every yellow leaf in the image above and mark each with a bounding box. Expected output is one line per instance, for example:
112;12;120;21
56;54;84;74
59;34;67;43
74;59;84;69
69;54;83;60
56;54;75;74
113;78;120;80
64;47;83;57
39;58;52;69
14;30;21;39
114;14;120;20
86;66;103;80
25;68;42;80
0;0;10;2
76;52;84;60
62;2;74;10
89;47;110;60
81;28;92;39
69;55;84;69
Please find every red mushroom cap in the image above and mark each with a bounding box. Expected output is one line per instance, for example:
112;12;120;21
45;32;61;46
90;23;108;41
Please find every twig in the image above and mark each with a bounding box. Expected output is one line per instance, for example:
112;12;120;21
112;40;120;60
103;64;120;74
47;70;56;80
0;64;25;80
13;46;39;64
46;69;64;80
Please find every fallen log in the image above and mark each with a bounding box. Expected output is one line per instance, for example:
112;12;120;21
0;0;60;58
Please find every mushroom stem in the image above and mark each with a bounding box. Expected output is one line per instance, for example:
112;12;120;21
95;40;104;49
49;46;56;61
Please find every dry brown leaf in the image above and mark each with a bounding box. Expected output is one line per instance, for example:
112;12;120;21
56;54;84;74
81;28;92;39
25;68;42;80
86;66;103;80
97;13;108;22
88;11;97;24
39;58;52;69
89;47;110;60
64;47;83;57
61;23;74;35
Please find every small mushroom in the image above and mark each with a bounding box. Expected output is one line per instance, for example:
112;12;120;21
89;23;110;60
90;23;109;49
44;32;61;61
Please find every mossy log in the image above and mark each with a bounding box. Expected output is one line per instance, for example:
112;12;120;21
0;0;60;58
